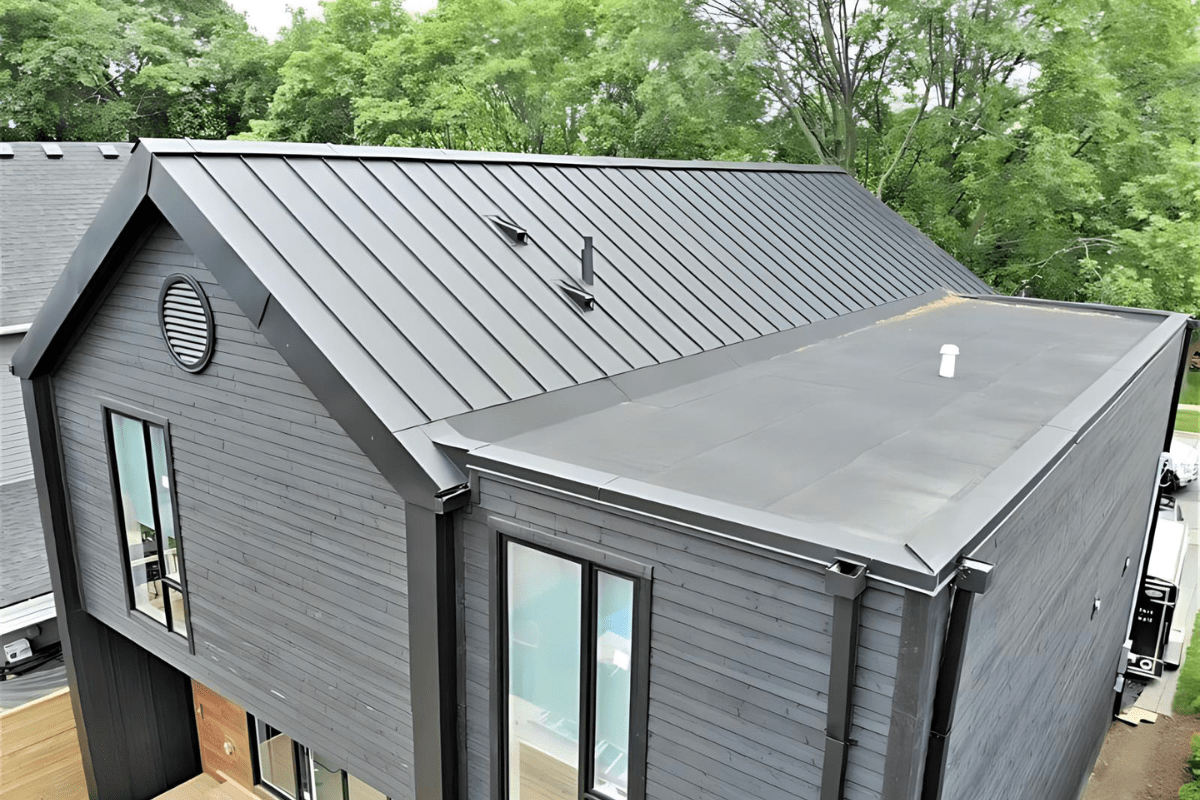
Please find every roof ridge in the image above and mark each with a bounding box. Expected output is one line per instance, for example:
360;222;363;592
135;137;848;174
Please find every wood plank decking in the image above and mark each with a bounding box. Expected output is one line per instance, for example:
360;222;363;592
0;687;86;800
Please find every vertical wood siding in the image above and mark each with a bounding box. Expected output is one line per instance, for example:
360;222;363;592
460;476;903;800
941;344;1180;800
52;222;412;799
1;334;33;484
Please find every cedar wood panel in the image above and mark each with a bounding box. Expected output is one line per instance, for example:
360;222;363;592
941;343;1179;800
460;476;905;800
192;679;254;789
52;221;412;799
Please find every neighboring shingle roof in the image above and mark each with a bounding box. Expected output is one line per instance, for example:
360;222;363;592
0;142;133;328
0;479;51;607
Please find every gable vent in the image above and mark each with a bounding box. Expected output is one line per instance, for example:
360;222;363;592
158;274;215;372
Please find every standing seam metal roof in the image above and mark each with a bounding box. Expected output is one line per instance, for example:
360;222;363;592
139;140;989;433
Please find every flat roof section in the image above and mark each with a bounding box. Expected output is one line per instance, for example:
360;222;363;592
471;296;1167;577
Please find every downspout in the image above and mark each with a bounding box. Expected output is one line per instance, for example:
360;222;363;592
820;560;867;800
407;484;470;800
920;558;995;800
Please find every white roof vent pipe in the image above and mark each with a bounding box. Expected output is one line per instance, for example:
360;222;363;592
939;344;960;378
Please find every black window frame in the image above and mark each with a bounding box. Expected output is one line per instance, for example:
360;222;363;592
249;715;391;800
491;518;652;800
101;400;192;646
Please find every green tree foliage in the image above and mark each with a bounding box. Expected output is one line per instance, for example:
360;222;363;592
5;0;1199;314
0;0;278;140
242;0;768;160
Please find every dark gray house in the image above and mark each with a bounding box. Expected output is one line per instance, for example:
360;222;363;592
12;139;1193;800
0;141;132;688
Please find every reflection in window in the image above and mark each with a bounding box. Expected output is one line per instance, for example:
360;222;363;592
312;752;344;800
593;572;634;798
256;720;298;799
109;411;187;636
252;718;390;800
502;540;645;800
507;543;581;800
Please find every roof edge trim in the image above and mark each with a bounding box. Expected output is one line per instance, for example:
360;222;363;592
905;308;1191;581
460;444;937;589
146;160;465;501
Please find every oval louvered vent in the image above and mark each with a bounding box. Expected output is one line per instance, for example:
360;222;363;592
158;274;215;372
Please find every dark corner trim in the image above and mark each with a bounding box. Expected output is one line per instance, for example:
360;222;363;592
22;375;99;796
820;560;867;800
920;558;995;800
1163;322;1198;452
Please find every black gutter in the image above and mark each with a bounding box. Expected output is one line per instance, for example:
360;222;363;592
920;558;995;800
820;560;867;800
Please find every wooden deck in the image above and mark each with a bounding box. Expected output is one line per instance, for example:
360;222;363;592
154;771;260;800
0;687;87;800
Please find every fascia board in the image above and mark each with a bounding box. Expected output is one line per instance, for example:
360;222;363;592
148;155;465;501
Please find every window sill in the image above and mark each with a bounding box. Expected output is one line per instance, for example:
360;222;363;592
126;606;195;656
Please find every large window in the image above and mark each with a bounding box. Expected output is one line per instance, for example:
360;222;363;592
105;409;188;638
253;718;389;800
500;537;650;800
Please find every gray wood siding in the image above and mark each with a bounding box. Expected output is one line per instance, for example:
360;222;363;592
52;221;412;799
461;476;904;800
1;333;33;483
942;344;1180;800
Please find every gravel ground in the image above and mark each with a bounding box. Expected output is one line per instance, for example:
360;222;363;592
1083;714;1199;800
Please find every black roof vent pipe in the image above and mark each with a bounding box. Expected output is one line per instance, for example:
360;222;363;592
582;236;594;285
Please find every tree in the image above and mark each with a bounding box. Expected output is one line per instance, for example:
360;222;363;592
0;0;277;141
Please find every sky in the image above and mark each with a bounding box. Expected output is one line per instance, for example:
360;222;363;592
227;0;437;40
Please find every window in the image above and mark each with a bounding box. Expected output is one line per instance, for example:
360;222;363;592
106;409;188;638
252;718;389;800
500;537;650;800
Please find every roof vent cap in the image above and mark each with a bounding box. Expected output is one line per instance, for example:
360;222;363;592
0;144;12;159
42;143;63;159
159;274;215;373
98;144;120;159
939;344;959;378
488;216;528;245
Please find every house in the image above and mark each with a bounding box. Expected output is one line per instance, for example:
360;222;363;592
11;138;1194;800
0;141;132;700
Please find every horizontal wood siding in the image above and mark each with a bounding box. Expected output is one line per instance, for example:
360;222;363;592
52;222;412;799
461;476;903;800
942;344;1180;800
1;334;33;484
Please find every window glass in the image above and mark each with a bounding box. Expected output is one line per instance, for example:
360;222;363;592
257;720;298;799
311;752;345;800
110;413;164;624
592;572;634;799
347;774;388;800
507;542;581;800
166;585;188;639
148;425;180;580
